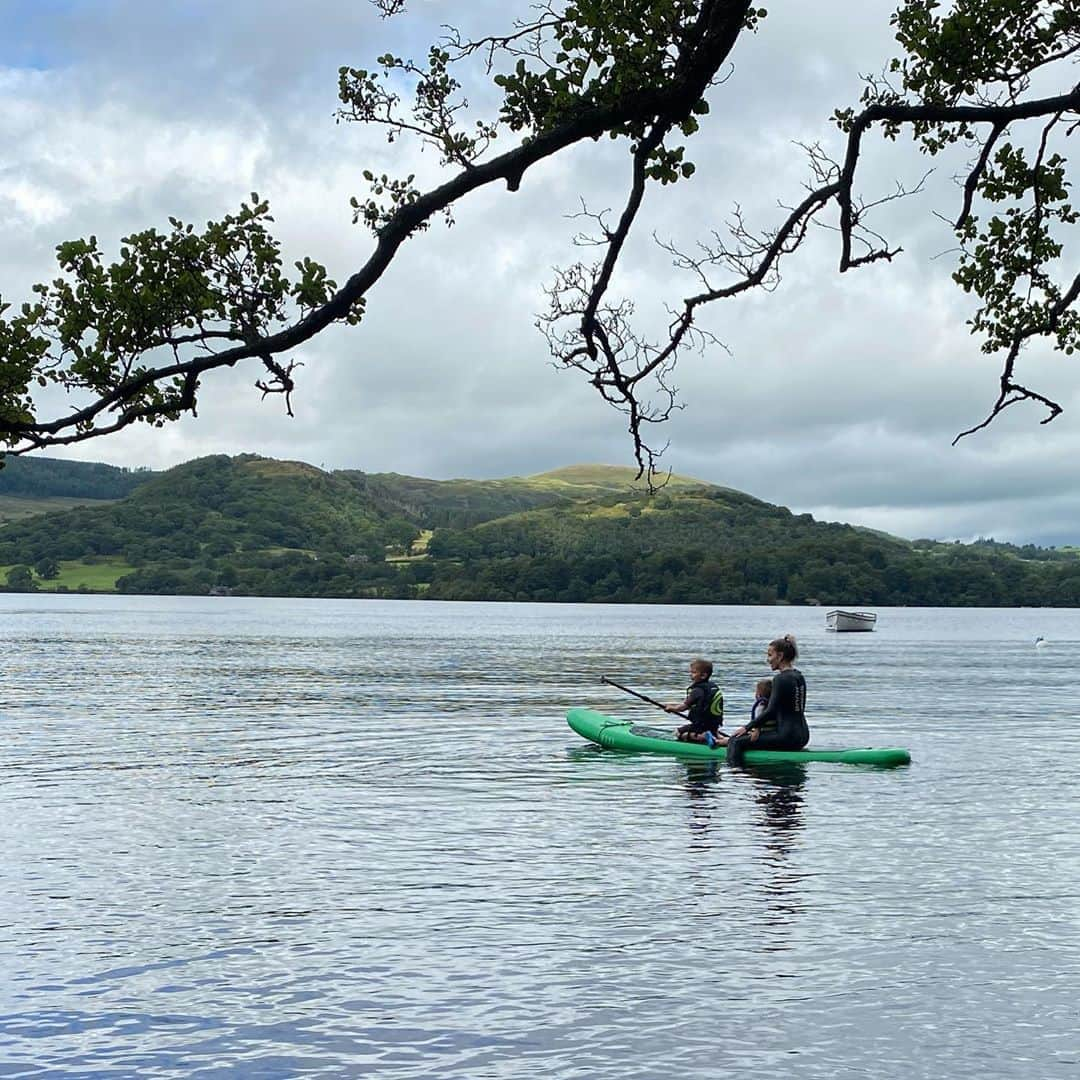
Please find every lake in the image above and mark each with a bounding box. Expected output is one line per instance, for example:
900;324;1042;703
2;595;1078;1078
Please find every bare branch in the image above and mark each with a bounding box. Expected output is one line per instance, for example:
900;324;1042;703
954;271;1080;442
442;11;564;74
255;353;302;417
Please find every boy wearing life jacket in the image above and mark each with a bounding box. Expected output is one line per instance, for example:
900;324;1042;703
665;658;726;748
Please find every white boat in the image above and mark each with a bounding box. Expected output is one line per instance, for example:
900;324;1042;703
826;609;877;632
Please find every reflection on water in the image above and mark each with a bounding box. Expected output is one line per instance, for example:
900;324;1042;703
681;760;721;851
2;596;1080;1079
746;763;808;935
679;759;809;938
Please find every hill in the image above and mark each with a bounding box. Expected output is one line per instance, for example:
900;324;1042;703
1;453;1079;605
0;454;157;529
336;463;720;529
0;454;417;595
0;455;155;499
0;455;724;530
513;464;717;493
424;487;905;604
0;494;126;527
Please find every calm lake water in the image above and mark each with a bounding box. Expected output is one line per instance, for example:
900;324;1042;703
1;595;1078;1078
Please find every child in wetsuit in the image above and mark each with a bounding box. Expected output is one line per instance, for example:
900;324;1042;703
665;658;725;747
751;678;772;726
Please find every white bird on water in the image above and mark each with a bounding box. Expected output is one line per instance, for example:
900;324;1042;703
1035;636;1049;648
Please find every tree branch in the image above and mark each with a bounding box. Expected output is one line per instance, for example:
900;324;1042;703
953;271;1080;443
4;3;1080;469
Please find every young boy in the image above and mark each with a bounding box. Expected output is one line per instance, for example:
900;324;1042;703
665;658;725;747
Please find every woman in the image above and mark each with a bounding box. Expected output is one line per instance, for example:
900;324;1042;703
726;635;808;765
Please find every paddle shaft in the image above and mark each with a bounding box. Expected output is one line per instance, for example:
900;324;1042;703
601;675;730;737
601;676;685;717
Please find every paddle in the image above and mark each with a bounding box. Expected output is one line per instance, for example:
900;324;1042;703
601;675;730;739
601;675;686;717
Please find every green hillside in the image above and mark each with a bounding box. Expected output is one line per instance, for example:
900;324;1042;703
0;455;154;499
0;494;123;525
424;488;888;604
0;454;156;527
1;452;1079;605
0;455;722;530
516;464;715;493
418;487;1080;605
336;470;574;529
336;463;718;530
0;454;418;596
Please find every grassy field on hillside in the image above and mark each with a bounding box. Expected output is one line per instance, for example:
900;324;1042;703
522;464;711;492
0;557;134;592
0;495;118;524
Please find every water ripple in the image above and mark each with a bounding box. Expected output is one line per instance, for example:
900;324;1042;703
2;597;1079;1077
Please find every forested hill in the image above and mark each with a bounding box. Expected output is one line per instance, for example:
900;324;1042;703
0;455;155;499
1;453;1079;605
0;454;415;574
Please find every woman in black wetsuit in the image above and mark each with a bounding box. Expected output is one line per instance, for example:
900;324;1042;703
726;635;808;765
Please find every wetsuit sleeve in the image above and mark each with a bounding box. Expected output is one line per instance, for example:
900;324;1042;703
684;685;707;713
670;685;699;713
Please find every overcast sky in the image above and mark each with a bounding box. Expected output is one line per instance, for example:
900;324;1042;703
3;1;1079;546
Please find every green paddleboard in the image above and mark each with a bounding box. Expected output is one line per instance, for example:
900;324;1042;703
567;708;911;767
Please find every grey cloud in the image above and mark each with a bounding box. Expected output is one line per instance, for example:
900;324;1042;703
5;2;1080;546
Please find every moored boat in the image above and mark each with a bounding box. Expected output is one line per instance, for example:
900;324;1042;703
567;708;910;767
826;609;877;632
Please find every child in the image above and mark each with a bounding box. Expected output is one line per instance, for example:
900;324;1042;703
751;678;772;726
665;658;726;747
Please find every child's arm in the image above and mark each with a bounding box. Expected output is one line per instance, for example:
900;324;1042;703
665;685;702;714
